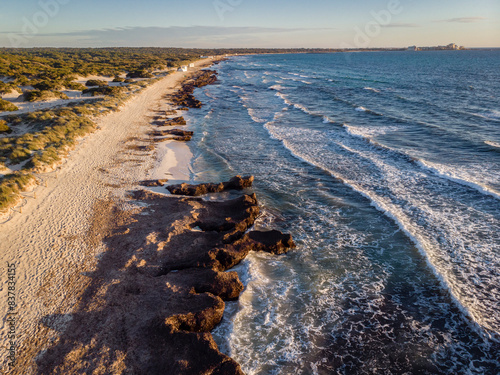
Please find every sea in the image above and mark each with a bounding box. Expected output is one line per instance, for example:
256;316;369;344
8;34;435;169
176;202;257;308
183;51;500;374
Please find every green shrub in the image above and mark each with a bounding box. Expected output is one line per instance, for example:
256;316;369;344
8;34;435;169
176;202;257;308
65;81;87;91
9;147;32;163
112;77;125;82
29;146;60;169
83;86;124;96
33;80;63;91
127;70;153;78
0;173;36;211
4;115;21;125
0;98;19;112
86;79;108;87
0;81;14;94
24;90;68;102
0;120;12;134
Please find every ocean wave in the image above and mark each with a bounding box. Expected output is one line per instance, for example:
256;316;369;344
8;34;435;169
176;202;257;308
343;125;500;200
269;84;284;91
294;103;313;115
364;87;381;93
471;110;500;122
323;116;333;124
354;106;383;116
274;92;293;106
264;124;500;342
343;124;401;139
417;159;500;201
247;108;267;123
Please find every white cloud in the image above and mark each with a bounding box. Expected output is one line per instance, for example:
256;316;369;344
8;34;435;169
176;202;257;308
435;17;487;23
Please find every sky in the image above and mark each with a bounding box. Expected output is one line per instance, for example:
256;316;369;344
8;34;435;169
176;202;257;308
0;0;499;48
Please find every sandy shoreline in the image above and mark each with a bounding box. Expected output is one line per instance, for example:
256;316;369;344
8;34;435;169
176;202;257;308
0;58;216;373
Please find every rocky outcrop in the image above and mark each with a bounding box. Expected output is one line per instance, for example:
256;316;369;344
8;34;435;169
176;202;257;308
154;116;187;126
245;230;296;255
151;129;194;137
170;70;218;109
36;181;295;375
167;175;254;196
151;129;194;142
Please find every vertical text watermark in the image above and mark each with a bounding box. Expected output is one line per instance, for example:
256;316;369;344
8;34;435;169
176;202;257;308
8;0;70;48
5;263;17;369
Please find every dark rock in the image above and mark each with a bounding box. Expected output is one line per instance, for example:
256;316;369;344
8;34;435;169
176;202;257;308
203;229;296;271
163;293;225;333
166;268;244;300
158;194;260;272
140;179;168;187
172;135;193;142
154;116;187;126
151;129;194;137
151;129;194;142
246;230;296;255
167;175;254;196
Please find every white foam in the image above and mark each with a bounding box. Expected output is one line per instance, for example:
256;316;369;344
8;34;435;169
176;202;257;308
293;103;314;115
355;106;368;112
247;108;267;123
364;87;381;93
485;140;500;148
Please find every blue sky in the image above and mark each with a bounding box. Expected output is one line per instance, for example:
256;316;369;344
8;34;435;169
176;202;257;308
0;0;498;48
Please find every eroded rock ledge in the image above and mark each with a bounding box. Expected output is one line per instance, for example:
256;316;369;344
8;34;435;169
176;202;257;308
167;175;254;196
169;70;218;109
36;178;295;375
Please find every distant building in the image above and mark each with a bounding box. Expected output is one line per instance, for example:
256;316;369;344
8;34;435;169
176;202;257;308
189;63;195;68
177;66;188;72
407;46;420;51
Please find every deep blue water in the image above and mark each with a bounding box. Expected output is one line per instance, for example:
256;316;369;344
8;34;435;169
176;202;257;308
184;51;500;374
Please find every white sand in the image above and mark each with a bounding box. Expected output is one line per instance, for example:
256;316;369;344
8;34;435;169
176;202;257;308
0;59;213;372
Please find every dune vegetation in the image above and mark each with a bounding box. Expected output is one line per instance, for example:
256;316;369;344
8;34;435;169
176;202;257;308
0;47;217;213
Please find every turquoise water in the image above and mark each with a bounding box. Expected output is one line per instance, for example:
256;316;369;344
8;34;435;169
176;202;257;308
185;51;500;374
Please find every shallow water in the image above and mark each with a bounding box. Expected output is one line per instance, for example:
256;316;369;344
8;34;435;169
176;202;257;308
185;51;500;374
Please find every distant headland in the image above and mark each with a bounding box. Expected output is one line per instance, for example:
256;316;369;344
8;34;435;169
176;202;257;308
407;43;466;51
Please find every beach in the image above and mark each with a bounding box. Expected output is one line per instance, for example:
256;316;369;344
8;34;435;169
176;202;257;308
0;58;227;372
1;50;499;374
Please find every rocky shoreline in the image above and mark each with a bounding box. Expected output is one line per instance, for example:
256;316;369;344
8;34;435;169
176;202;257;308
34;64;296;374
36;180;295;374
